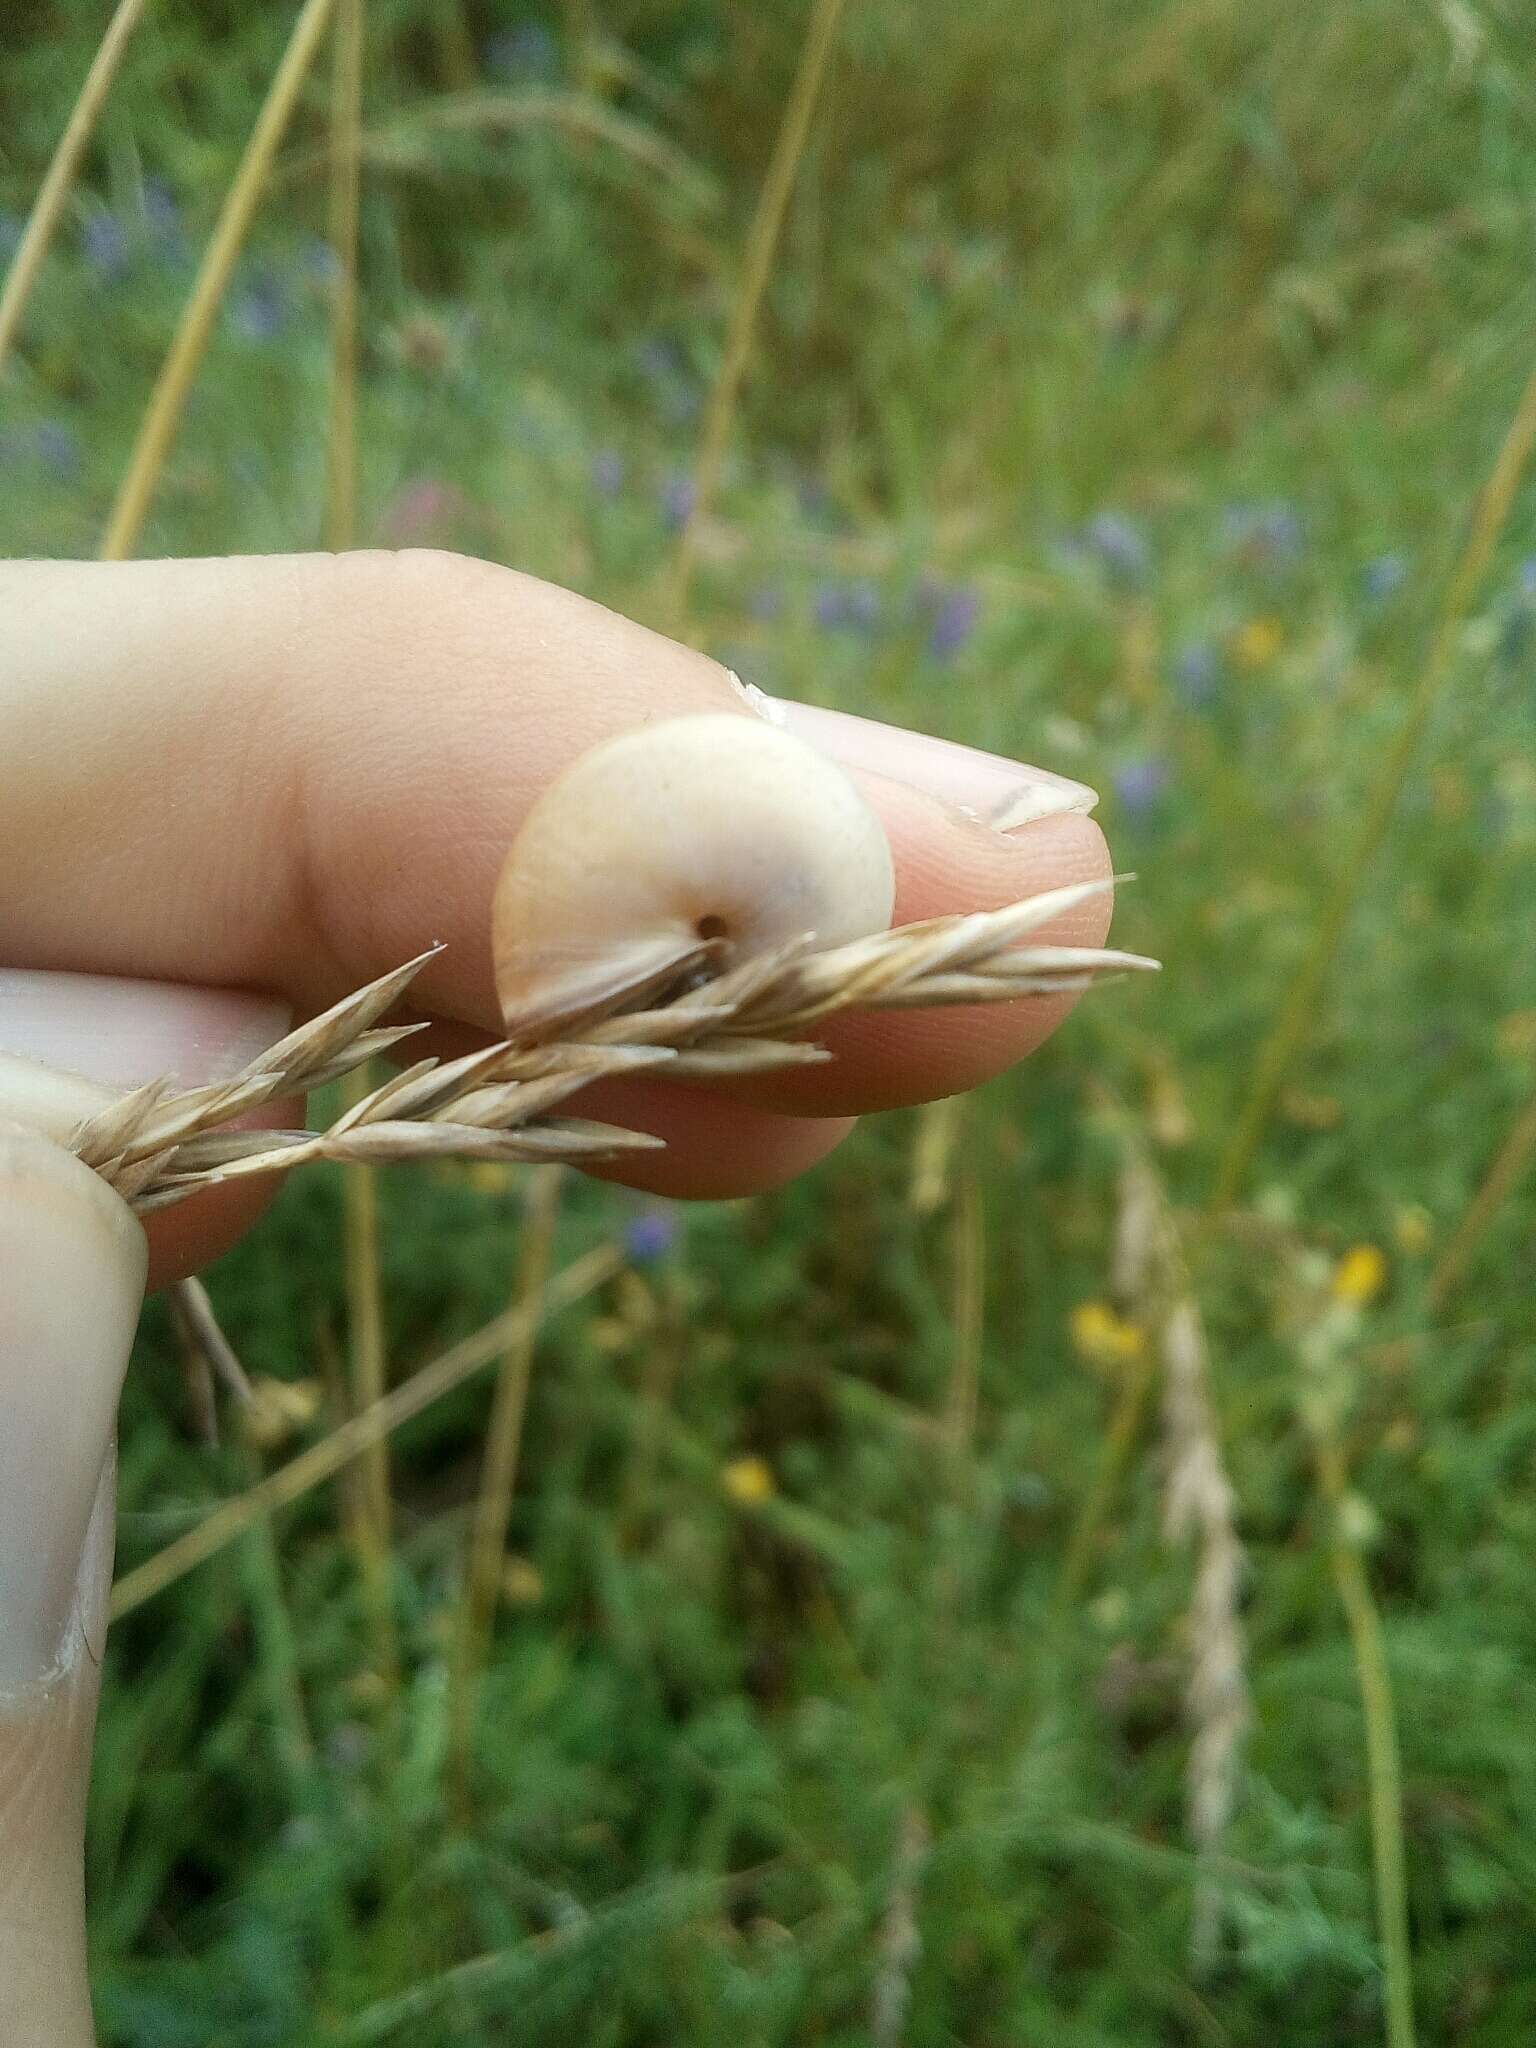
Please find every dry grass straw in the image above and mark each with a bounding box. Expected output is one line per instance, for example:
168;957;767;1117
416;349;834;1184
0;0;150;369
1211;356;1536;1211
1427;1080;1536;1312
1102;1121;1250;1971
100;0;340;560
166;1273;254;1441
110;1241;624;1619
1053;1144;1161;1612
64;882;1154;1211
447;1163;565;1796
324;0;365;554
319;0;401;1700
869;1803;930;2048
942;1167;984;1468
660;0;848;624
1160;1274;1250;1971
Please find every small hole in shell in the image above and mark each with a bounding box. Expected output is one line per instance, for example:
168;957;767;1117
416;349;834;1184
695;913;729;941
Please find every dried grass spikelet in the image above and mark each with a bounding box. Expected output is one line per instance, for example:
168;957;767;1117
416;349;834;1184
49;715;1157;1210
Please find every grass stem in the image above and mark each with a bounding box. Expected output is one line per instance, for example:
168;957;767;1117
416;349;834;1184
324;0;364;552
0;0;149;370
111;1243;623;1619
1212;358;1536;1210
1313;1437;1417;2048
1427;1083;1536;1312
448;1165;565;1793
100;0;339;559
661;0;847;625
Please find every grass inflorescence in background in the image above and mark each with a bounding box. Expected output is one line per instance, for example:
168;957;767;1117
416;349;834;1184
5;1;1536;2043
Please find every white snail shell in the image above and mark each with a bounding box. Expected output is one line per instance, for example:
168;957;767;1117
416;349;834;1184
493;712;896;1035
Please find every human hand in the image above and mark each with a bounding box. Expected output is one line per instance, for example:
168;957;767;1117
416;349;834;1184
0;549;1110;2039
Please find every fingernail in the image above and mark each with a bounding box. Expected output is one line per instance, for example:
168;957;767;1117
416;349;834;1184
0;971;289;1092
747;694;1098;830
0;1132;146;1696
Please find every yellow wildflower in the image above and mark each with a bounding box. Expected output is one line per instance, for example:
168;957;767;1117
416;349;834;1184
722;1455;777;1506
1231;616;1284;668
1280;1088;1342;1131
243;1375;323;1452
1069;1301;1146;1372
465;1162;518;1195
1393;1206;1433;1257
500;1557;545;1607
1332;1243;1388;1307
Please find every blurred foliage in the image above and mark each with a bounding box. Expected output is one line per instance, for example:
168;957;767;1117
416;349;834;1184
4;0;1536;2040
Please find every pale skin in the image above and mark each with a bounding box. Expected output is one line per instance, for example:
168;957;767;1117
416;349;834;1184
0;549;1111;2042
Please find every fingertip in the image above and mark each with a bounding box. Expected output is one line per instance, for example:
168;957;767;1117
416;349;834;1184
719;805;1115;1117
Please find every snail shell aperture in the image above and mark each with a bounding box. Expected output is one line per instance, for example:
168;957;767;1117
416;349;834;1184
492;712;896;1036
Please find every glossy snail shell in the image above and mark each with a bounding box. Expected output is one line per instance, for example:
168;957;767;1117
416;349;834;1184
492;713;895;1036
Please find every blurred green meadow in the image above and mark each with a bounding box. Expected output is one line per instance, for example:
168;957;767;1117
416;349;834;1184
6;0;1536;2040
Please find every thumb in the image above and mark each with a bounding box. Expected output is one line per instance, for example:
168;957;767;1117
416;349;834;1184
0;1129;147;2048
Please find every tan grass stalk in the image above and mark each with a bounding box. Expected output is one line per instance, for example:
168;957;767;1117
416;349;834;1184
448;1165;565;1793
166;1272;253;1405
943;1169;984;1466
431;0;478;91
907;1096;960;1217
1212;357;1536;1210
324;0;364;552
870;1803;930;2048
0;0;150;369
65;885;1155;1210
110;1242;624;1618
318;0;400;1699
99;0;340;559
340;1134;398;1683
333;89;717;208
661;0;848;624
1427;1081;1536;1312
1160;1284;1249;1971
1054;1146;1161;1611
1099;1122;1250;1967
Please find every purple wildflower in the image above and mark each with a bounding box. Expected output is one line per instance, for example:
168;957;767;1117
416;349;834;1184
660;472;696;532
142;176;181;236
485;21;559;80
82;211;129;280
590;448;625;498
1221;498;1304;567
1362;553;1407;602
230;270;287;341
1113;756;1171;817
636;335;685;383
1171;639;1221;709
814;580;881;633
1499;604;1531;667
1519;557;1536;599
34;420;81;476
301;236;341;285
625;1208;677;1263
1085;510;1151;584
796;474;838;527
927;583;981;660
634;337;697;423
